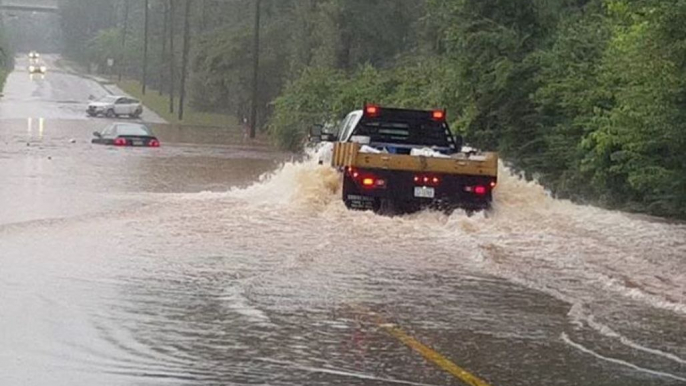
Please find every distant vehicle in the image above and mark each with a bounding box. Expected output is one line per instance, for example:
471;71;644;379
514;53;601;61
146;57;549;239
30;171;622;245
87;95;143;118
28;64;47;74
92;123;160;147
311;104;498;214
28;51;40;60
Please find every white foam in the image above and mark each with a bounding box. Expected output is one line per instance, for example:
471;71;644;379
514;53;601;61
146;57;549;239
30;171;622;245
207;156;686;317
567;304;686;365
561;332;686;382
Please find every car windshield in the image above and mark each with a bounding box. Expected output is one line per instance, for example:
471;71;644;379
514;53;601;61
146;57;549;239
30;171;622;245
99;96;118;103
115;124;151;136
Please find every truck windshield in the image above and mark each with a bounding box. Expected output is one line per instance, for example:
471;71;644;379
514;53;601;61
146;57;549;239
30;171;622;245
355;120;454;149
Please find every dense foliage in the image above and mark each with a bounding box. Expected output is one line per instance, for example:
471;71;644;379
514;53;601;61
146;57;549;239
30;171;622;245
58;0;686;218
0;28;13;91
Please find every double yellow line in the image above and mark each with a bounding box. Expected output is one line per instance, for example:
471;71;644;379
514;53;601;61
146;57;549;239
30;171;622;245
358;307;494;386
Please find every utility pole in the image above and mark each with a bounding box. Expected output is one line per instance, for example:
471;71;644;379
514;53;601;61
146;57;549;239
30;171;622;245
159;0;169;96
169;0;175;114
142;0;149;95
202;0;208;31
119;0;130;82
178;0;191;121
249;0;262;139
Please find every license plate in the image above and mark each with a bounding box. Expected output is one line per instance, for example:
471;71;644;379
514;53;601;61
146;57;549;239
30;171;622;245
414;186;435;198
132;140;144;146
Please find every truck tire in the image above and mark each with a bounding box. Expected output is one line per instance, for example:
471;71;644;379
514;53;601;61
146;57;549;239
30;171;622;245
342;174;356;209
105;109;116;118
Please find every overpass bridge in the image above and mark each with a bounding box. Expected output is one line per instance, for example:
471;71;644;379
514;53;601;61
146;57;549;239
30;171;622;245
0;3;58;14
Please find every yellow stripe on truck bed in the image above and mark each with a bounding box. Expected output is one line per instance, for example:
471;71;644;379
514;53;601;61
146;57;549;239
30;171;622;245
332;142;498;178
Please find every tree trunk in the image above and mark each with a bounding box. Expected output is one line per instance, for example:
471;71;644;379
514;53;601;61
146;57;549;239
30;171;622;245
249;0;261;138
178;0;191;121
169;0;176;114
142;0;149;95
160;0;169;96
202;0;208;31
118;0;130;82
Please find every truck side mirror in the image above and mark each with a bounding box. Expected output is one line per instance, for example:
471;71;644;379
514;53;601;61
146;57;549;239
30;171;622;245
309;124;323;137
309;124;327;142
93;131;102;138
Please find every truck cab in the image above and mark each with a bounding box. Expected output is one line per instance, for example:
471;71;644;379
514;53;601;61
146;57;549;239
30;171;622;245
313;104;498;215
335;106;462;155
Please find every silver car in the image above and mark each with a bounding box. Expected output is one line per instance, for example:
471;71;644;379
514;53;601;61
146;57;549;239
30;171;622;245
87;95;143;118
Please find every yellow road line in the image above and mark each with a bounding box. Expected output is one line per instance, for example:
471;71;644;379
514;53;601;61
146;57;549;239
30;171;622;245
380;322;493;386
356;307;494;386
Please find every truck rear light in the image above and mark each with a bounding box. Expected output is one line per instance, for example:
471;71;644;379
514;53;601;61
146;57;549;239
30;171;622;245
464;185;489;195
114;138;127;146
364;104;380;118
414;175;441;187
432;110;446;121
490;181;497;188
361;177;386;188
349;168;385;189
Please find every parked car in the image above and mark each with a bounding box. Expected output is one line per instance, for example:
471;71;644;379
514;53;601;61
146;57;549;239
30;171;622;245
92;123;160;147
87;95;143;118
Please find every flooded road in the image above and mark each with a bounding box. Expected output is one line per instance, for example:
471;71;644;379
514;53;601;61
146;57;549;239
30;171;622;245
1;56;685;386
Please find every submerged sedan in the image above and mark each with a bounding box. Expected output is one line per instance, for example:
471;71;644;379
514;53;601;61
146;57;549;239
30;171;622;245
92;123;160;147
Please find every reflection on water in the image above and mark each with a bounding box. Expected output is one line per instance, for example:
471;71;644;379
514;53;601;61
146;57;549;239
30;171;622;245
0;119;288;225
27;117;46;139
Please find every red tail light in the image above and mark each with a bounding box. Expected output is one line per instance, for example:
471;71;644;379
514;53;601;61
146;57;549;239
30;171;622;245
364;104;380;118
432;109;446;121
149;139;160;147
114;138;127;146
474;186;487;195
349;168;386;189
414;174;441;187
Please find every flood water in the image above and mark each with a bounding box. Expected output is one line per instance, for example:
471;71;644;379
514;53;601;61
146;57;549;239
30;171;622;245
1;56;685;386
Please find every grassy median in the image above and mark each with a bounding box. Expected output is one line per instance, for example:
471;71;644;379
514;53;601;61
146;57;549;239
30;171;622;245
118;80;239;128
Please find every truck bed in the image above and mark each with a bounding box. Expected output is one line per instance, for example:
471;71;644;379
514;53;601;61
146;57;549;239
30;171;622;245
331;142;498;177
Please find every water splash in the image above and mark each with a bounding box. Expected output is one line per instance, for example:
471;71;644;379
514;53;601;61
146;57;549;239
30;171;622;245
221;156;686;316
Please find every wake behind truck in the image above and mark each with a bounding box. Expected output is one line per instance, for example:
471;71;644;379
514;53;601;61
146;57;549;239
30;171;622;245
311;104;499;214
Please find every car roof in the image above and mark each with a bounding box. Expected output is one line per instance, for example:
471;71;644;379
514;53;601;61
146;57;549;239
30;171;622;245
112;122;148;128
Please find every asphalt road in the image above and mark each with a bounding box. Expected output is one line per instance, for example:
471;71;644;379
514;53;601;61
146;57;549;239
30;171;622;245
1;55;685;386
1;54;165;123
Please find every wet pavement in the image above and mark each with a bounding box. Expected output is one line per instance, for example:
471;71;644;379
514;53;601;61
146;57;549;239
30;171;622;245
1;56;685;386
